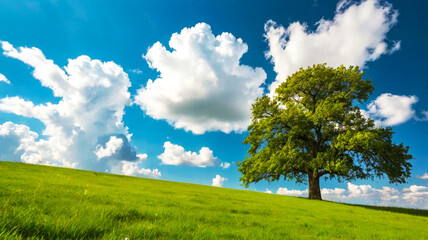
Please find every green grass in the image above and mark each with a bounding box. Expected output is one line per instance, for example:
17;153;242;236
0;162;427;239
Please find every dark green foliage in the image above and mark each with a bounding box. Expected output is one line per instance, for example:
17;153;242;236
238;64;412;199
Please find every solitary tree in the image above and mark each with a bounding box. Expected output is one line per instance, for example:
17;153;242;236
238;64;412;200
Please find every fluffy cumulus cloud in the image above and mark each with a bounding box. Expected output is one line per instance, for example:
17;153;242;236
0;73;10;84
265;188;273;194
277;182;428;209
321;187;346;195
265;0;400;93
277;187;308;196
361;93;418;126
401;186;428;207
158;141;218;167
134;22;266;134
220;162;231;169
94;136;124;160
417;173;428;180
119;157;161;178
211;174;227;187
0;122;39;163
0;41;157;176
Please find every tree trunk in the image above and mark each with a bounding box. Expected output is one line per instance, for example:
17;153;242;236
308;174;322;200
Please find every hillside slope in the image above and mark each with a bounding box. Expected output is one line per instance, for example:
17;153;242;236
0;161;427;239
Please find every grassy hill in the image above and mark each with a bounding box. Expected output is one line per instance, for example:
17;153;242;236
0;162;427;239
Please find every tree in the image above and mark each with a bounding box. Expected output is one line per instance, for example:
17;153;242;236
238;64;412;200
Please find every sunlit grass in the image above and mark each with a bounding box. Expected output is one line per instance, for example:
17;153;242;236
0;161;427;239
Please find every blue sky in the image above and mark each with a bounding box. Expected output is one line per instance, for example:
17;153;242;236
0;0;427;208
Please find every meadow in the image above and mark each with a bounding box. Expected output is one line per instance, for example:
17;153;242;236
0;161;427;239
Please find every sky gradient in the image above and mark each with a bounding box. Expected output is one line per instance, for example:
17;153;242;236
0;0;427;209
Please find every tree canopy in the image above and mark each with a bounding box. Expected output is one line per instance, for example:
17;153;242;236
238;64;412;199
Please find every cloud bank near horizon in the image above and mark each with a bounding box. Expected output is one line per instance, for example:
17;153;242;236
276;182;428;209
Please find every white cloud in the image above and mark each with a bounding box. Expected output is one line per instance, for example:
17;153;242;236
211;174;227;187
401;185;428;206
265;0;400;94
336;0;353;12
417;173;428;180
347;183;376;198
362;93;418;126
119;159;161;178
276;182;428;209
277;187;308;196
0;41;148;172
377;186;401;202
0;73;10;84
265;188;273;194
321;187;346;196
158;141;218;167
137;153;148;161
129;69;143;74
94;136;123;159
0;122;40;163
134;22;266;134
2;41;69;97
220;162;231;169
0;97;37;118
421;111;428;121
